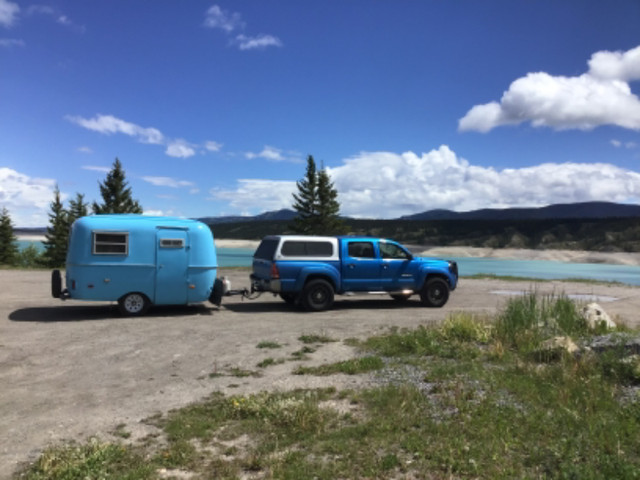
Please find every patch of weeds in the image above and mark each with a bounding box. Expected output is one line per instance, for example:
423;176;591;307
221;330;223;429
293;356;384;376
256;341;282;349
291;345;316;360
111;423;131;439
17;438;154;480
256;357;285;368
229;367;262;378
299;333;336;344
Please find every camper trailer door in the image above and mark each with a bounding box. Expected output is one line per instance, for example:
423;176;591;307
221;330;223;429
156;229;188;305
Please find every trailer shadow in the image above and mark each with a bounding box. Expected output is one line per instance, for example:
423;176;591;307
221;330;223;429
9;303;213;322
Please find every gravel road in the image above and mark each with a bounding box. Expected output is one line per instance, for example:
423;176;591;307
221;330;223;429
1;268;638;478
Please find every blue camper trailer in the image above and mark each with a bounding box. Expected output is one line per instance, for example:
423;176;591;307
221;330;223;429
51;215;222;315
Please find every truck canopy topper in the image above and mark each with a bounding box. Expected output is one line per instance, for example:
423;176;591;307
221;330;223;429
52;215;222;315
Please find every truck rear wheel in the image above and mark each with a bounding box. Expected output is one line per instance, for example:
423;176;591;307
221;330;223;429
420;278;449;308
118;292;150;316
301;279;334;311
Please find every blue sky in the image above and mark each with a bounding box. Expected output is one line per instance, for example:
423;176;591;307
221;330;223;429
1;0;639;227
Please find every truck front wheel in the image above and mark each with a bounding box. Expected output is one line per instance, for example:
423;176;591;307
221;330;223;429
118;292;150;316
420;278;449;308
301;279;334;311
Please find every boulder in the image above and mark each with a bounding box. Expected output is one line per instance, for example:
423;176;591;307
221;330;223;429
581;303;616;330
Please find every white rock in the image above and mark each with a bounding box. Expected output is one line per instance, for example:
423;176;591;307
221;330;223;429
581;303;616;330
541;336;579;354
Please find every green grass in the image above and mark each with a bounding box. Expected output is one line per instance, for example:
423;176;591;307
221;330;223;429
17;293;640;480
298;333;337;344
256;340;282;349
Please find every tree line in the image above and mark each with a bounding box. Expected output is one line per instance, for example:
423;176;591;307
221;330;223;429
0;154;344;268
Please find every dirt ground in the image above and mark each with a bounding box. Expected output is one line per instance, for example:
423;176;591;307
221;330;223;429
1;268;639;479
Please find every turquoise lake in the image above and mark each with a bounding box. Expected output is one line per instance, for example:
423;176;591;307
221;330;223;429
17;241;640;286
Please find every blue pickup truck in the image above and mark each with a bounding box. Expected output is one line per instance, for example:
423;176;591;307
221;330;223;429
250;235;458;311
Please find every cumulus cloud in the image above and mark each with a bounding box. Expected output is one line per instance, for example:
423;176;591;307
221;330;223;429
204;4;282;51
205;140;223;152
0;167;58;227
209;146;640;218
166;139;196;159
459;45;640;133
141;176;195;189
0;0;19;28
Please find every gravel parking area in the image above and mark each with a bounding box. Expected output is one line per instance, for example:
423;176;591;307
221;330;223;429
1;268;639;478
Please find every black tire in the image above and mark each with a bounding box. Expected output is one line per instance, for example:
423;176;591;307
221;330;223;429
420;278;449;308
390;293;411;302
280;293;298;305
301;279;334;311
118;292;150;316
51;269;62;298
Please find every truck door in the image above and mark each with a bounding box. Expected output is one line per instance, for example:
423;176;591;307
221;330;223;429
342;240;381;291
379;241;416;291
155;229;189;305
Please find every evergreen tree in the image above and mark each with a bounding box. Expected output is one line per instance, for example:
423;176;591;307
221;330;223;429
92;158;143;214
68;192;89;224
0;207;19;265
42;186;70;268
291;155;344;235
291;155;319;234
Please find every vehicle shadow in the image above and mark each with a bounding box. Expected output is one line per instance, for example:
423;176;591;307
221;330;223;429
221;297;427;313
9;303;213;322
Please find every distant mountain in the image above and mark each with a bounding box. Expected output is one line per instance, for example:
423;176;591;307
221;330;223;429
198;208;297;224
400;202;640;221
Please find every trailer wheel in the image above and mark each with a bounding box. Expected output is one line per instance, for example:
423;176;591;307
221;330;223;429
118;292;150;316
301;279;334;311
51;269;62;298
420;278;449;308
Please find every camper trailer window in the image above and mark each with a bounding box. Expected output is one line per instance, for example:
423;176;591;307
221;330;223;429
160;238;185;248
93;232;129;255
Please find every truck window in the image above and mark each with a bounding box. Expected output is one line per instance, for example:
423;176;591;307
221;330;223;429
281;241;333;257
254;238;279;260
93;232;128;255
347;241;375;258
380;242;410;260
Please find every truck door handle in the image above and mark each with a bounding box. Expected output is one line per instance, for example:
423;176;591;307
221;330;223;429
348;264;355;269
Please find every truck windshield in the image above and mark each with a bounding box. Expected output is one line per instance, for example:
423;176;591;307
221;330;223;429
254;238;279;260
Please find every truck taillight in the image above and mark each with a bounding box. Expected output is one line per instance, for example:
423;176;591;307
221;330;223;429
270;263;280;279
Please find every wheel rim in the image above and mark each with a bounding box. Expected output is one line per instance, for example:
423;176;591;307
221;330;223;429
124;294;145;313
311;287;328;305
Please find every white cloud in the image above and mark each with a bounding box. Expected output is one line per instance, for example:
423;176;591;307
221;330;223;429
26;4;84;32
234;34;282;51
611;139;638;149
77;146;93;154
205;140;223;152
81;165;110;173
0;167;57;227
209;146;640;218
204;4;282;51
0;38;23;47
166;139;196;158
245;145;303;163
67;114;165;145
459;45;640;133
209;179;296;212
142;176;195;189
204;5;244;32
0;0;19;28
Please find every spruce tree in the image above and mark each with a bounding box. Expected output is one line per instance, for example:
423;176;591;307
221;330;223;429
291;155;319;234
42;186;70;268
291;155;344;235
68;192;89;224
0;207;19;265
92;158;143;214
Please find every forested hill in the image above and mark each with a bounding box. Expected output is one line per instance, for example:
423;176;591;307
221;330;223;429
203;202;640;252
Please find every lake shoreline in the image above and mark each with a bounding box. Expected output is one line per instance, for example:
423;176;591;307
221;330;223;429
17;235;640;266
